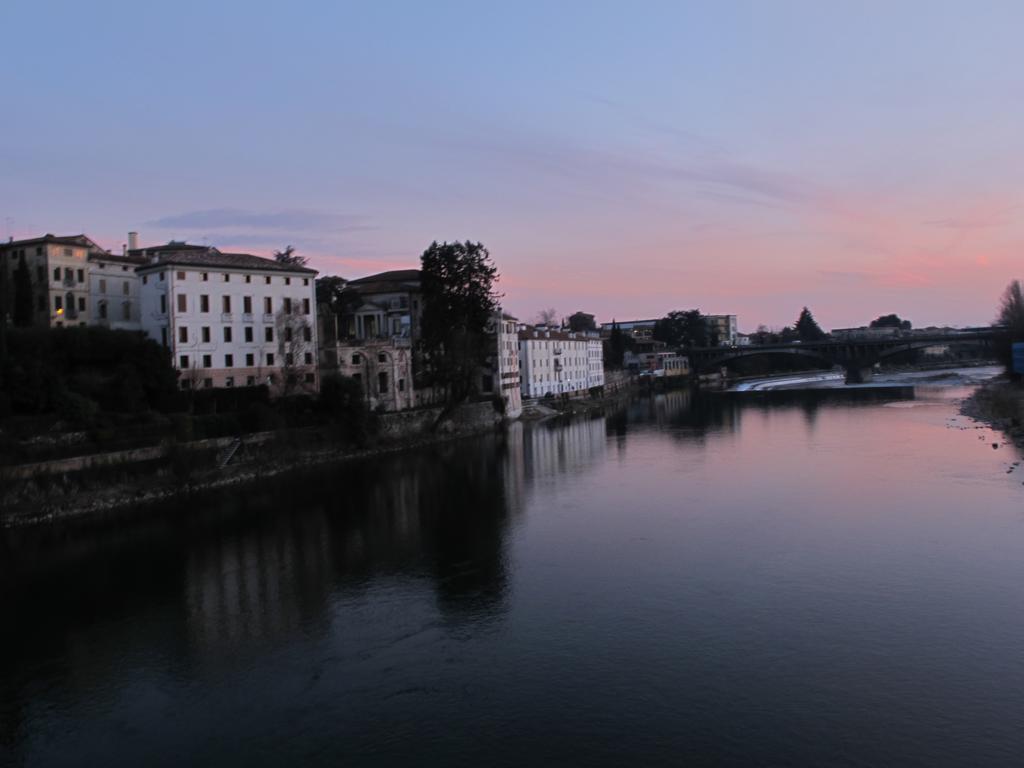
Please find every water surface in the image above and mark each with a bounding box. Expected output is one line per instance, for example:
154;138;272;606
3;378;1023;767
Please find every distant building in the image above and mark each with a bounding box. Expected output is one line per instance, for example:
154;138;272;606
135;241;318;393
89;238;146;330
518;326;603;398
830;326;902;340
600;319;657;339
704;314;738;346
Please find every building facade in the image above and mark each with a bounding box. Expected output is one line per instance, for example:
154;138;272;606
136;243;319;393
518;326;603;399
704;314;738;345
479;312;522;418
0;234;106;328
88;251;145;330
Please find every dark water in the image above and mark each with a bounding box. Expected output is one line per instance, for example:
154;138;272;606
4;383;1024;767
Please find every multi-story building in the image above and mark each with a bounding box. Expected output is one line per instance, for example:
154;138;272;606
599;318;657;340
135;242;319;393
88;244;146;330
518;326;602;399
704;314;738;346
341;269;423;340
479;312;522;418
587;335;605;390
0;234;106;328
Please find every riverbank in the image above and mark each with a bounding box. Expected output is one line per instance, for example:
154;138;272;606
959;376;1024;449
0;401;507;529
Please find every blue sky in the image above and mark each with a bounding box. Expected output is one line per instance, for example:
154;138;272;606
3;1;1023;328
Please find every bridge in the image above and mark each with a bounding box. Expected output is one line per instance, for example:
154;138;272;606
687;331;996;383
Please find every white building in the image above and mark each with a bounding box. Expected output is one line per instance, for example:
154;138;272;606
518;326;603;399
587;335;605;390
704;314;738;346
480;312;522;418
136;242;319;394
88;248;145;330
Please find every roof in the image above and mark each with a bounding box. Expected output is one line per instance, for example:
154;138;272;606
2;233;107;251
88;252;147;266
134;244;317;274
518;326;599;342
347;268;421;293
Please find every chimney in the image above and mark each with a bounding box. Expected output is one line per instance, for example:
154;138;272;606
128;231;138;251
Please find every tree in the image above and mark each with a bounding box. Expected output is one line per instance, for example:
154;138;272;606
870;313;912;330
274;245;308;267
567;311;596;332
606;321;629;368
535;307;558;326
13;253;33;327
276;307;315;396
653;309;708;348
995;280;1024;373
794;307;827;341
419;240;500;406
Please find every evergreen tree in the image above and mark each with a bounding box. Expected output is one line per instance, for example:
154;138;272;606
794;307;827;341
419;240;500;405
13;253;33;327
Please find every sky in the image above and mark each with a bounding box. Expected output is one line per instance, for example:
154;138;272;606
2;0;1023;330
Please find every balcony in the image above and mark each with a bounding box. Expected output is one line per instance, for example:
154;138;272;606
221;312;233;322
242;312;254;322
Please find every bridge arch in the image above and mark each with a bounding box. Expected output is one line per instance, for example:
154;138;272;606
696;347;837;373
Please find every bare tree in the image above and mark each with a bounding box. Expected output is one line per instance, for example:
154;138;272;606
535;307;558;326
276;307;314;395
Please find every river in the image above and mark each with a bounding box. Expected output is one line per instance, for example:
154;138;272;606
3;369;1024;767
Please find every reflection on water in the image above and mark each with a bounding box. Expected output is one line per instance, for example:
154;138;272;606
3;383;1024;767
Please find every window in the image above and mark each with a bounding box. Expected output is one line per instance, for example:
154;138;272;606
123;281;130;296
285;277;291;286
225;354;234;367
179;355;189;368
303;278;309;286
160;295;166;314
243;296;252;313
177;271;186;280
179;326;188;343
378;352;386;363
63;248;72;257
222;296;231;313
245;275;251;284
177;294;187;312
223;273;230;282
203;354;212;368
264;327;273;342
76;269;84;283
303;326;311;342
99;302;107;319
246;353;255;366
265;276;271;284
302;298;310;315
225;376;234;387
285;352;294;365
201;272;208;282
64;267;73;282
285;327;293;342
283;297;292;314
266;353;275;366
202;326;210;343
159;271;165;282
246;376;256;386
223;327;232;343
78;297;86;311
99;279;106;293
398;378;405;392
378;371;388;394
264;297;272;313
304;352;313;365
143;275;149;285
352;353;361;364
200;295;209;312
244;326;253;342
53;267;60;281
